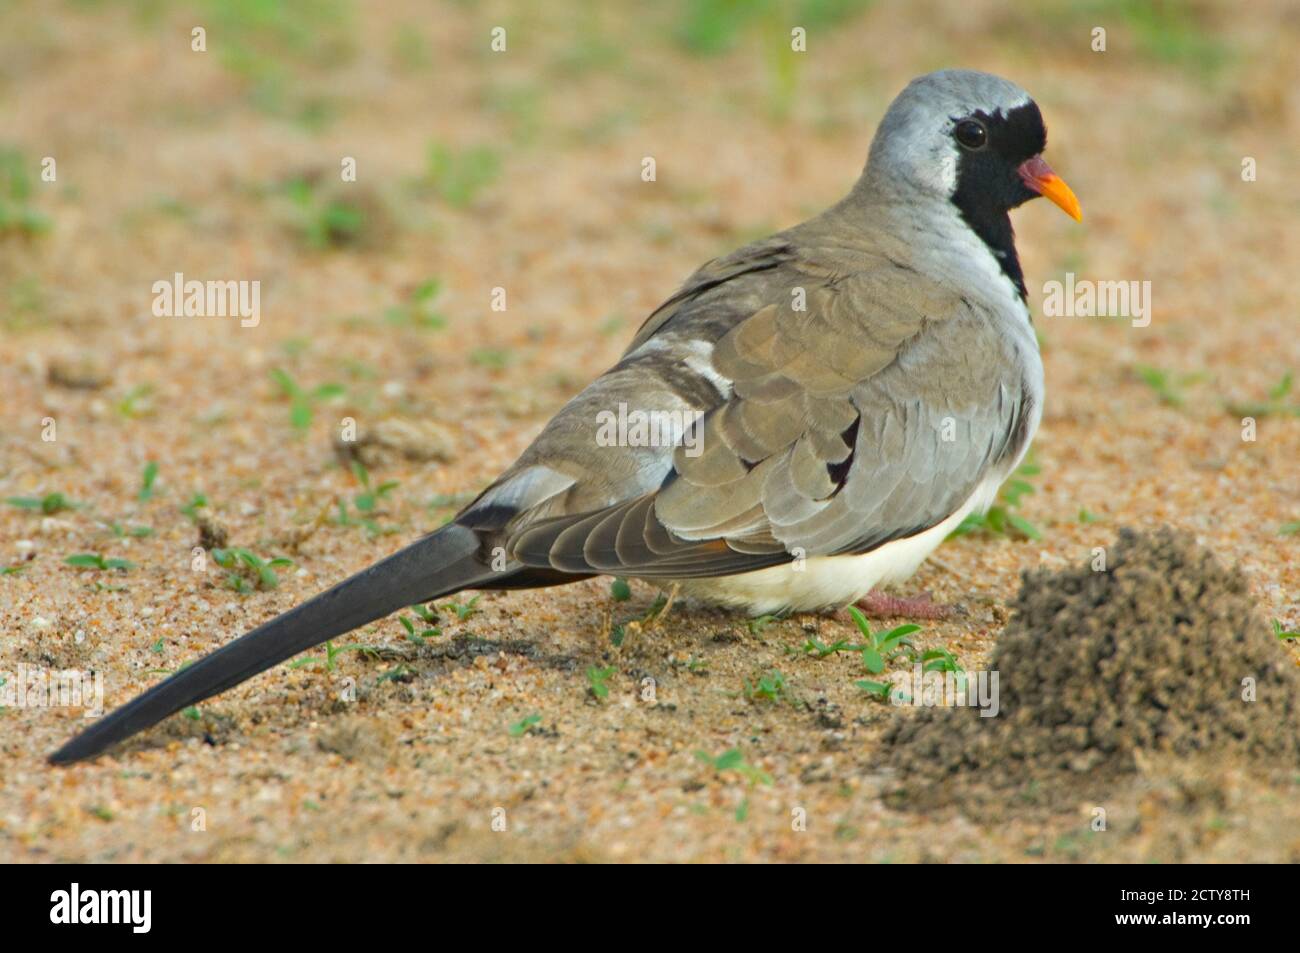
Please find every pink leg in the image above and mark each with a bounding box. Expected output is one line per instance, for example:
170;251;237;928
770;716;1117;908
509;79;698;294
852;590;952;620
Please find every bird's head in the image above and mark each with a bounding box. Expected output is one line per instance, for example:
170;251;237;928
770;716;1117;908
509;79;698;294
863;69;1081;225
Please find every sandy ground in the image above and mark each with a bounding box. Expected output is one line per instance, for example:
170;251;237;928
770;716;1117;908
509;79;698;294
1;1;1298;862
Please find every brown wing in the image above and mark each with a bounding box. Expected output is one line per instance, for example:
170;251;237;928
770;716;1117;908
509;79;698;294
469;245;1030;580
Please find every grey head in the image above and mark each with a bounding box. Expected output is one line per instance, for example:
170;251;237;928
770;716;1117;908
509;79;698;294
852;69;1081;297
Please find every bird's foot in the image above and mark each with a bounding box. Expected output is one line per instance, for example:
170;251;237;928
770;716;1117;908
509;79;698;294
615;583;681;642
852;590;952;620
642;583;680;632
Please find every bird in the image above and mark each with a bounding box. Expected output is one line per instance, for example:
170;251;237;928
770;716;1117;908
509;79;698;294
50;69;1081;764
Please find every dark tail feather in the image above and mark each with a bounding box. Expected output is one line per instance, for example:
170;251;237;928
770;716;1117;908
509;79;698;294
49;524;491;765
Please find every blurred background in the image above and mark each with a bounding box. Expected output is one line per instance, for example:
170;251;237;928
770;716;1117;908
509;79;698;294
3;0;1295;523
1;0;1298;861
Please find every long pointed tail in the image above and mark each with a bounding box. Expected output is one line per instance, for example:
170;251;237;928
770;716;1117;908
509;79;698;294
49;524;492;765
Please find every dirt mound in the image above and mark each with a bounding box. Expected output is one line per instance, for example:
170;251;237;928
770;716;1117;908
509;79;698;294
885;527;1300;810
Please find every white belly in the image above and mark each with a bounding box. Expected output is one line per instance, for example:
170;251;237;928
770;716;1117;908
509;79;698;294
669;475;1002;615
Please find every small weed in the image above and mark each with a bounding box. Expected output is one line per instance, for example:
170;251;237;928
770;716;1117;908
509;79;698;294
397;612;441;644
211;547;293;592
108;522;153;538
800;636;863;659
143;659;196;678
855;678;894;699
743;669;789;703
383;280;447;331
64;553;135;572
138;461;160;501
508;714;542;737
1224;372;1300;419
334;499;397;539
1133;365;1207;408
918;646;968;694
115;383;155;419
441;595;480;622
845;607;919;675
287;640;377;672
746;612;787;635
410;603;438;624
349;461;399;513
376;664;415;685
949;461;1042;541
282;178;368;248
270;367;345;432
7;492;78;515
586;665;617;700
684;655;709;674
180;493;209;521
695;747;772;786
423;143;500;208
0;149;50;237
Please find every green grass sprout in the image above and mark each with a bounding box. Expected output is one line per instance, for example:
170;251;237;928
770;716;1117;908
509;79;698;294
64;553;135;572
7;492;78;515
211;547;293;593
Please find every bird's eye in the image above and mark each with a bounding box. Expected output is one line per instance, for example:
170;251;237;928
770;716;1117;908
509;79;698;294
954;119;988;150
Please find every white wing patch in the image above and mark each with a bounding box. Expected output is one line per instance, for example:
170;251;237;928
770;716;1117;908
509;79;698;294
668;472;1003;614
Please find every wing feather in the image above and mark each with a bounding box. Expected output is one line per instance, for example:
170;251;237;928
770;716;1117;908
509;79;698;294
470;234;1031;582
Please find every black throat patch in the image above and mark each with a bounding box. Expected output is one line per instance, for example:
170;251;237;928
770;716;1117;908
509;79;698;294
949;102;1047;302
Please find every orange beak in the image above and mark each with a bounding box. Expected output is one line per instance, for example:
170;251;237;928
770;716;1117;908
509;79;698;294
1018;156;1082;222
